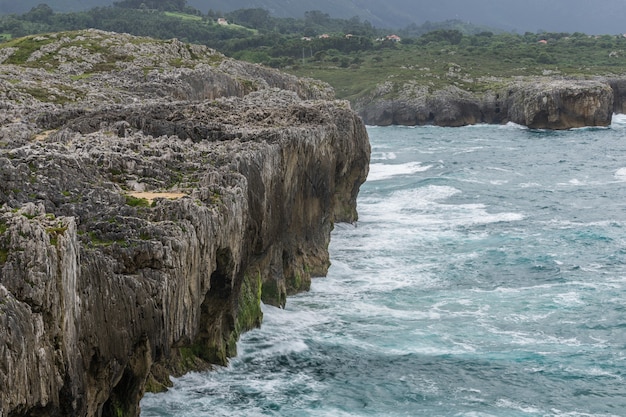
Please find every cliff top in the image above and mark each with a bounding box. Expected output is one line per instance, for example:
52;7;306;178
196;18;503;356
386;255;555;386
0;29;334;122
0;30;352;211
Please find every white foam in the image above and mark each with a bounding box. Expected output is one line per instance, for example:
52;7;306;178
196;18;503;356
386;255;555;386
553;291;585;306
614;167;626;181
400;184;461;202
549;411;623;417
611;113;626;127
261;303;327;330
541;218;625;229
582;367;623;379
357;185;524;234
487;166;514;173
453;146;485;155
495;398;542;414
501;121;528;130
519;182;542;188
349;301;442;321
371;151;397;160
484;325;582;347
460;412;500;417
367;162;432;181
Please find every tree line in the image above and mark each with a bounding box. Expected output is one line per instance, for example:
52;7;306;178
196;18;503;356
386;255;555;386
2;0;626;70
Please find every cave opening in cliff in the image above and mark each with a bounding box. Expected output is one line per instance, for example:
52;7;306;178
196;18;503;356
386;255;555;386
208;248;234;300
102;367;136;417
101;338;152;417
190;247;236;365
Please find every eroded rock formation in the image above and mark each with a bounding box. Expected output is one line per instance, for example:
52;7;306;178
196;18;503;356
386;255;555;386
0;30;370;417
357;78;618;129
506;79;613;129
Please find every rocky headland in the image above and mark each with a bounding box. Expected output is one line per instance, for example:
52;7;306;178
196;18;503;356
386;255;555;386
2;26;623;417
356;76;623;129
0;30;370;416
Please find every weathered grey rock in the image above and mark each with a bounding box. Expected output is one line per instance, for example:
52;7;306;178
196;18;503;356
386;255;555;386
506;79;614;129
0;30;370;417
605;77;626;114
356;78;618;129
358;86;502;127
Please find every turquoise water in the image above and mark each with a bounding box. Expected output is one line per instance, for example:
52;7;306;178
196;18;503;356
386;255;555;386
141;119;626;417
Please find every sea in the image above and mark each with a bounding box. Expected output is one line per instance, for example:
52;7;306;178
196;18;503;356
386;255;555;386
141;118;626;417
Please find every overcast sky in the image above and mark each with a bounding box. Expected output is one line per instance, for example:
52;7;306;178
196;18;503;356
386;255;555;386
415;0;626;34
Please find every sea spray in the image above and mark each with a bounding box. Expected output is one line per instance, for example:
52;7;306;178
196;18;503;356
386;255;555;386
142;122;626;417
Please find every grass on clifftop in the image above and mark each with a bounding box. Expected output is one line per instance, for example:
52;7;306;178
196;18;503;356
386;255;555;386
3;8;626;105
163;11;203;21
0;31;135;68
0;30;225;76
285;33;626;102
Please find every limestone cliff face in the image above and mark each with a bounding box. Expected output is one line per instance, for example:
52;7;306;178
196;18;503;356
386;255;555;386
605;77;626;114
358;86;486;127
506;79;613;129
357;78;617;129
0;30;370;417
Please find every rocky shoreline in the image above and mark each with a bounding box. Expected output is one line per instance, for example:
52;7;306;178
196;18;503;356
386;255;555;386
356;77;626;129
0;30;370;416
1;28;623;417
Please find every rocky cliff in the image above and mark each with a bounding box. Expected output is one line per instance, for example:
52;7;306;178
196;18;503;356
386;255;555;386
0;30;370;417
357;78;619;129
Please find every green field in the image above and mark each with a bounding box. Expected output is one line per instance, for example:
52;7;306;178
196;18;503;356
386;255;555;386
163;11;203;21
285;33;626;102
2;3;626;105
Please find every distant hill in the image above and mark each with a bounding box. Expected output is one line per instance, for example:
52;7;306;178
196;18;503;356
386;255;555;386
2;0;626;34
0;0;108;14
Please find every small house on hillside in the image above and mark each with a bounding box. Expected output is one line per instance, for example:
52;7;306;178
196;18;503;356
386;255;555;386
386;34;402;42
217;18;228;26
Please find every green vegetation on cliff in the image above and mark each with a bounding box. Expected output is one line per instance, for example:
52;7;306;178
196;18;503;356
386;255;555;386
3;3;626;106
288;31;626;103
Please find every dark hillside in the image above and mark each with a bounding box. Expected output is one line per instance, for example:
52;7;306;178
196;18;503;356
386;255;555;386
2;0;626;34
0;0;111;14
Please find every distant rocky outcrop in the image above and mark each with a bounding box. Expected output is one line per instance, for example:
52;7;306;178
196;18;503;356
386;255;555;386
0;30;370;417
506;79;614;129
357;78;619;129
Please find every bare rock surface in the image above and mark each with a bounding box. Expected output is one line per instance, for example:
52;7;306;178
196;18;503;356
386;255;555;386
357;77;617;129
506;79;613;129
0;30;370;417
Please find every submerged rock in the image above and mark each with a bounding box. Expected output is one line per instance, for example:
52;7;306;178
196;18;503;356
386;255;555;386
0;30;370;416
